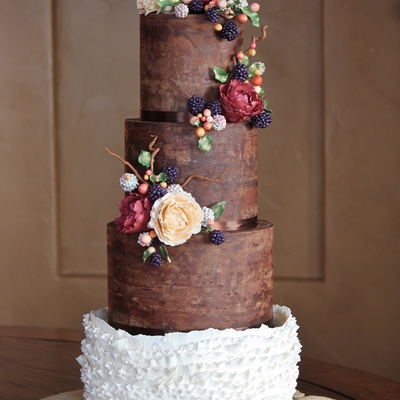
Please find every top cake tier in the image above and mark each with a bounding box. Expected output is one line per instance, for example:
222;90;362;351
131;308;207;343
140;14;244;120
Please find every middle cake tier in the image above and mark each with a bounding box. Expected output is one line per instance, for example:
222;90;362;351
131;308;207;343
125;119;258;228
108;220;274;334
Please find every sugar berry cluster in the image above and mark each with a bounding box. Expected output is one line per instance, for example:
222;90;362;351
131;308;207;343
233;43;273;128
114;136;230;266
188;95;227;142
170;1;263;42
135;164;182;267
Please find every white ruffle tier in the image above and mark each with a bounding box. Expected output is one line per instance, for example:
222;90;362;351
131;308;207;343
77;305;301;400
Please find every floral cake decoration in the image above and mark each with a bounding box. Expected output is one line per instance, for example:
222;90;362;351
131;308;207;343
106;137;226;267
137;0;272;152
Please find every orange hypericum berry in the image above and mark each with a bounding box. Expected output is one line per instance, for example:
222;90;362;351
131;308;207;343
214;23;223;32
149;230;157;239
190;116;199;126
196;127;206;137
252;75;263;86
237;14;248;24
138;183;149;194
203;121;213;131
254;68;261;76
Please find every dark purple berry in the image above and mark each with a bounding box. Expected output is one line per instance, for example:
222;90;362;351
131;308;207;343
150;252;162;267
251;110;272;128
232;63;248;82
221;21;240;42
205;7;219;22
189;0;204;14
163;166;180;183
148;184;167;203
206;100;223;117
209;230;225;245
188;95;206;115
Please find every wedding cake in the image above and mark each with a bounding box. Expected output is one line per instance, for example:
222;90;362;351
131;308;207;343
78;1;301;398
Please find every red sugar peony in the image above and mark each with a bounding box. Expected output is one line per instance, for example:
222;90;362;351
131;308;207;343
219;79;264;123
115;193;151;234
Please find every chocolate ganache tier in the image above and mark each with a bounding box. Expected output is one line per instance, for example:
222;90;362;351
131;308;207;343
108;220;273;333
140;14;244;119
125;119;258;226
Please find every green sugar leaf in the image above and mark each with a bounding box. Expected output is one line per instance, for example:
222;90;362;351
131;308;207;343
157;0;180;7
213;66;229;83
248;62;266;78
160;245;171;263
240;55;250;67
198;135;213;153
158;172;167;182
210;201;226;218
138;150;151;168
143;249;152;262
242;6;260;27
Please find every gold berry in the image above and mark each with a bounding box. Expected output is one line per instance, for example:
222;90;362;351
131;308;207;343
196;127;206;137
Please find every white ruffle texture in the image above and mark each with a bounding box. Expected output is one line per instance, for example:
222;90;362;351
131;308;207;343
77;305;301;400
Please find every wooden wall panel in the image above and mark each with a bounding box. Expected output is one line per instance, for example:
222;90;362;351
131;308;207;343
54;0;138;276
257;0;324;279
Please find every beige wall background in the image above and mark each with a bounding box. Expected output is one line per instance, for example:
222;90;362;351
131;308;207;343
1;0;399;383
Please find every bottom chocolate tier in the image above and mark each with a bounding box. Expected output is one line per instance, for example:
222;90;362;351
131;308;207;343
107;220;273;333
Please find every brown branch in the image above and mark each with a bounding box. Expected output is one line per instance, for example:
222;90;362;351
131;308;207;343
252;25;268;43
244;25;269;57
150;147;160;174
149;135;158;151
181;170;227;189
104;147;146;183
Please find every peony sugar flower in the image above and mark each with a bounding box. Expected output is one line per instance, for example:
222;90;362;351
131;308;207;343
149;191;202;246
137;0;160;15
115;193;152;234
219;79;264;123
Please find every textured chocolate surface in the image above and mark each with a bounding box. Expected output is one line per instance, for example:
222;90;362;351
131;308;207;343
140;14;244;117
108;220;273;332
107;14;274;335
125;119;258;224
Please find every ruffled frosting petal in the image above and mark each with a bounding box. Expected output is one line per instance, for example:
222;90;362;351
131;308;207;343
77;305;301;400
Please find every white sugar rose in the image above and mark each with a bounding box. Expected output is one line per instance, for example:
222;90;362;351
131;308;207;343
149;192;202;246
137;0;160;15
